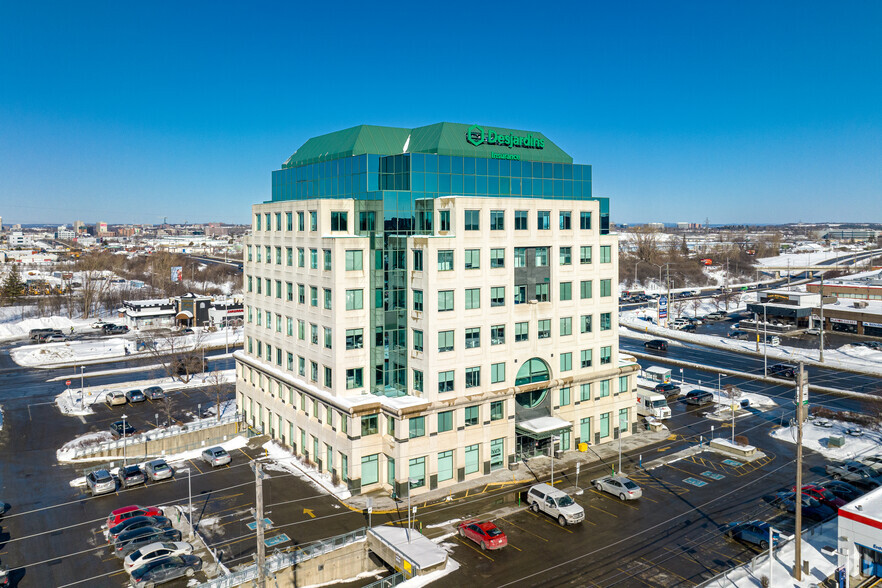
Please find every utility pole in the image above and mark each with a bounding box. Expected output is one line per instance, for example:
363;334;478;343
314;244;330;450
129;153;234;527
665;264;671;327
794;362;806;581
819;274;825;363
254;462;266;588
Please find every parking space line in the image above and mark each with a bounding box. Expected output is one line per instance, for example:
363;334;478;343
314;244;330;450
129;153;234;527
508;542;522;552
454;535;495;561
238;448;252;460
189;459;203;474
498;517;549;542
588;504;616;518
587;488;640;509
526;510;574;533
640;556;691;584
663;544;720;575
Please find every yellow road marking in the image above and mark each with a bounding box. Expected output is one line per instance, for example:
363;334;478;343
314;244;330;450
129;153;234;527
588;504;617;518
498;517;549;542
526;510;574;533
454;535;495;561
238;448;252;459
588;488;640;509
188;459;203;474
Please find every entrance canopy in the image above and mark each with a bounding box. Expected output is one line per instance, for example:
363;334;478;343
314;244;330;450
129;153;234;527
516;416;572;440
175;310;194;319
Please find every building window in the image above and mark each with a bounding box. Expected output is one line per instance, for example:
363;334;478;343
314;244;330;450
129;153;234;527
409;457;426;489
560;386;571;406
465;367;480;388
298;356;305;375
580;382;592;401
310;361;318;382
491;325;505;345
464;249;480;269
361;454;378;486
275;247;282;264
464;209;480;231
464;405;479;425
297;211;304;231
619;375;629;394
537;319;551;339
580;211;592;230
600;413;610;438
619;408;629;434
287;317;293;336
359;211;375;231
438;370;454;393
560;282;572;301
412;329;423;352
490;400;504;420
297;248;305;267
297;320;305;340
465;327;480;349
535;283;549;302
581;314;593;333
324;367;332;387
560;352;572;372
560;211;572;230
580;280;593;299
465;288;480;309
489;248;505;268
413;289;423;311
361;415;379;437
438;450;454;481
438;330;454;352
465;444;480;474
601;346;612;365
515;322;529;342
514;247;526;268
438;250;453;271
255;214;261;231
331;211;348;231
310;249;318;269
310;286;318;307
324;288;332;310
309;211;317;231
439;210;451;231
490;210;505;230
409;416;425;439
600;245;612;263
600;279;612;297
412;249;423;271
310;323;318;344
345;250;363;271
560;246;572;265
537;210;550;230
599;379;611;397
491;362;505;384
438;290;454;311
322;249;331;271
413;369;423;392
345;289;363;310
560;317;572;336
388;416;395;436
324;327;332;349
285;212;292;231
600;313;612;331
346;328;363;350
580;246;593;264
346;368;364;389
535;247;548;267
490;286;505;307
515;210;528;230
438;410;453;433
581;349;593;368
514;284;526;304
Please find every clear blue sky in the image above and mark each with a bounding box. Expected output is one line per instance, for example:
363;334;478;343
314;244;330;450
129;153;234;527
2;1;880;226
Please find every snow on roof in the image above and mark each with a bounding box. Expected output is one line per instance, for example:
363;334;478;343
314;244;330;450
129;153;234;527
841;483;882;520
516;416;573;435
126;298;173;307
368;527;447;571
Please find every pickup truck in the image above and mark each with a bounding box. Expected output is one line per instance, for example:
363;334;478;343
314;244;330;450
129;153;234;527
825;461;882;488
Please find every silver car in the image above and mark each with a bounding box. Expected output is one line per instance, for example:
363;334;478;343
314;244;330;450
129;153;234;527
593;475;643;500
86;469;116;496
201;447;231;467
144;459;174;481
826;461;882;488
144;386;165;400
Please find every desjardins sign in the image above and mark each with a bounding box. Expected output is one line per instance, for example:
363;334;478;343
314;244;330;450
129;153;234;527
466;125;545;150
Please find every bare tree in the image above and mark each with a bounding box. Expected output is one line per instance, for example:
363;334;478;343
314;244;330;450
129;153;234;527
671;300;686;319
205;370;230;422
691;296;703;318
141;329;207;384
632;226;662;264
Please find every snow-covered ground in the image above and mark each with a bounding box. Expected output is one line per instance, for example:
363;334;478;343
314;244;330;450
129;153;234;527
11;326;243;368
0;305;96;342
771;417;882;462
262;440;352;501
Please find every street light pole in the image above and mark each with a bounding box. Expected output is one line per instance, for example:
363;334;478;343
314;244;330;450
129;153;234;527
122;413;128;466
179;468;193;540
763;304;768;377
406;476;419;543
550;435;559;484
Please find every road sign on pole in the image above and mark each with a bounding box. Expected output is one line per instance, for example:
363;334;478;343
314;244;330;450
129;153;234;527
658;296;668;320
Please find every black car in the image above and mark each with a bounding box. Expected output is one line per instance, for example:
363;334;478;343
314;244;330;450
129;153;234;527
654;383;681;397
684;390;714;406
680;324;697;332
644;339;668;351
115;527;183;558
108;325;130;334
768;363;797;378
110;421;136;437
130;554;202;585
819;480;863;502
108;516;171;542
119;464;146;488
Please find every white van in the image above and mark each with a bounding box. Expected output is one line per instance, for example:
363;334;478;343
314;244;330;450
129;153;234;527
526;483;585;526
636;390;671;419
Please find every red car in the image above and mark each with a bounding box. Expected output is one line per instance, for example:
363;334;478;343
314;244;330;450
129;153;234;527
106;505;162;529
458;520;507;551
797;485;847;509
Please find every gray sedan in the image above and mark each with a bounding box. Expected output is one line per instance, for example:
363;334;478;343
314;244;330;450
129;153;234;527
592;475;643;500
144;459;174;481
201;447;231;467
825;461;882;488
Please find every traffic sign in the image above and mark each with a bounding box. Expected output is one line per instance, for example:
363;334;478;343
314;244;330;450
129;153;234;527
658;296;668;320
65;380;71;386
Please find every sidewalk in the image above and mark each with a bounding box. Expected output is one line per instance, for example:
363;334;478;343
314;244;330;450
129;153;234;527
343;427;673;513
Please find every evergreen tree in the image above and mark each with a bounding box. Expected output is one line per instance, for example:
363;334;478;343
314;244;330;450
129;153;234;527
2;264;26;305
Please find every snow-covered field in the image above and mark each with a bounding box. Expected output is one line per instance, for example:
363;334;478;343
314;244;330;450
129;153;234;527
771;417;882;462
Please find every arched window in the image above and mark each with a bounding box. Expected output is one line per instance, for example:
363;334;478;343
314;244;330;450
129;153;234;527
515;358;551;386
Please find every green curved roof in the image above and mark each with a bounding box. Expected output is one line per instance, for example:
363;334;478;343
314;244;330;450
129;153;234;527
283;122;573;167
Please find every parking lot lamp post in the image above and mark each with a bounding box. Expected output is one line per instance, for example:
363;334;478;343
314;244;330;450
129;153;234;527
754;312;760;352
763;304;768;377
550;435;560;484
121;413;128;466
617;428;622;474
769;525;774;586
407;476;418;543
80;366;85;396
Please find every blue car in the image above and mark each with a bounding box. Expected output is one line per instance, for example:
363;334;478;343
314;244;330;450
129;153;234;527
723;521;779;549
774;492;836;521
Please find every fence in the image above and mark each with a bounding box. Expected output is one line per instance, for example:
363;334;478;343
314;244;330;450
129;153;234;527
69;412;243;459
362;571;412;588
197;528;368;588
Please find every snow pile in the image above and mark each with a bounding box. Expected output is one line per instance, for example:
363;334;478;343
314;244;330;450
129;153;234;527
57;431;114;461
261;440;352;501
771;418;882;461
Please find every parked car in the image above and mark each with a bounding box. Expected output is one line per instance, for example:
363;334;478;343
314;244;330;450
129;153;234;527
706;311;729;321
126;389;146;403
684;390;714;406
805;328;820;336
857;455;882;473
826;461;882;488
44;333;67;342
110;420;136;438
643;339;668;351
457;521;507;551
106;324;130;335
124;541;194;574
767;363;797;378
728;330;750;340
114;527;183;558
144;386;165;400
669;318;690;329
723;520;780;549
107;516;172;543
86;469;116;496
764;335;781;346
819;480;863;503
680;324;697;332
119;465;146;488
29;328;56;340
201;446;231;467
101;323;120;333
592;475;642;500
773;492;836;521
37;329;64;342
178;328;195;336
105;390;128;407
654;383;681;397
144;459;174;481
130;554;202;585
798;484;846;509
526;483;585;526
107;505;163;529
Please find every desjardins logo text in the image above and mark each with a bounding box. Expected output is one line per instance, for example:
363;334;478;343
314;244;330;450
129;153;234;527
466;125;545;150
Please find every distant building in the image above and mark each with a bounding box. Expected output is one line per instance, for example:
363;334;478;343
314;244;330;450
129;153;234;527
8;231;32;248
122;294;243;330
56;226;76;240
823;229;879;241
73;220;86;234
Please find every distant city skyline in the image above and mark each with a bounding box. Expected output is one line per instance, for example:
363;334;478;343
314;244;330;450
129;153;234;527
2;1;880;225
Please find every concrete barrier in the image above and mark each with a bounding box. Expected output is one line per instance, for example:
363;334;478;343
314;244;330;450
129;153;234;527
273;541;373;586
